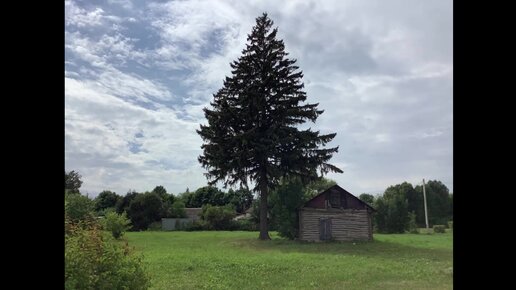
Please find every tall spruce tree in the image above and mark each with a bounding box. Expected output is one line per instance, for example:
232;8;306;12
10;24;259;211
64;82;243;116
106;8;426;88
197;13;342;240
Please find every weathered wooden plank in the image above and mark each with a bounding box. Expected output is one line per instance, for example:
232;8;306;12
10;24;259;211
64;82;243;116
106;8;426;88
299;208;373;242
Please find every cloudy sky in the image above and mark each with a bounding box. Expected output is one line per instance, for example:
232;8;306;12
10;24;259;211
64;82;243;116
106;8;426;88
65;0;452;198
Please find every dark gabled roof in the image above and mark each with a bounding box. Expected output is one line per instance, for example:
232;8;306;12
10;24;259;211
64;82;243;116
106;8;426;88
303;184;376;211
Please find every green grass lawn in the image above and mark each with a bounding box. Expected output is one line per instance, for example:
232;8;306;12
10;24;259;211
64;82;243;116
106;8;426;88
125;231;452;290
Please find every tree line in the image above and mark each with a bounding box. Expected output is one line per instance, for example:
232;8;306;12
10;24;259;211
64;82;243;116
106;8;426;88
66;170;452;235
65;170;253;231
249;177;452;238
360;181;453;233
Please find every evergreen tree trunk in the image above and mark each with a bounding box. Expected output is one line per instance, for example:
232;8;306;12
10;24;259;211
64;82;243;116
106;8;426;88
259;180;271;240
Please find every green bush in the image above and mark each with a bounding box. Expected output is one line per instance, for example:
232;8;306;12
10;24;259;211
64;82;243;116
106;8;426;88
173;219;196;230
147;221;162;231
232;218;257;231
104;211;131;239
448;221;453;230
65;193;95;223
373;194;410;234
65;221;150;290
127;192;164;231
96;207;116;217
408;211;419;234
269;179;306;240
201;204;236;230
432;217;449;227
433;225;446;233
169;201;187;218
184;220;207;231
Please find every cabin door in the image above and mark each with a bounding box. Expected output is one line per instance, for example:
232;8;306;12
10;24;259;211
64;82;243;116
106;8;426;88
319;218;332;240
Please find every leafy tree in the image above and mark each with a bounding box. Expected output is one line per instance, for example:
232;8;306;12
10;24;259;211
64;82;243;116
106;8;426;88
373;196;388;232
151;185;167;197
94;190;120;213
65;170;83;194
269;178;307;239
448;193;453;218
226;188;254;213
65;193;95;222
408;211;419;234
384;182;414;200
374;185;410;233
176;189;191;204
359;193;375;206
103;211;131;239
386;194;409;233
415;180;451;226
201;204;236;230
177;187;190;201
152;185;174;204
168;201;187;218
186;186;226;208
197;13;342;240
403;182;425;226
127;192;163;231
115;191;139;214
151;186;177;219
384;182;417;227
304;178;337;198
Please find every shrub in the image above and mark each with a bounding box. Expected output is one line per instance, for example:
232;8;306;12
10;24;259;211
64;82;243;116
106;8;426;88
373;194;409;234
162;219;194;231
269;179;306;239
147;221;162;231
65;221;150;290
433;225;446;233
94;190;120;213
65;193;95;223
432;217;449;227
226;188;254;214
184;220;207;231
104;211;131;239
169;201;187;218
96;207;116;217
408;211;419;234
127;192;164;231
448;221;453;230
201;204;236;230
232;218;257;231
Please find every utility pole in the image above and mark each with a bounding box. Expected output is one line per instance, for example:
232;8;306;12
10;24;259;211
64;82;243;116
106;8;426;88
423;178;429;233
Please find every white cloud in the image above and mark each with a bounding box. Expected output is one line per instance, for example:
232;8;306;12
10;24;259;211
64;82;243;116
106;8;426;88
95;67;174;102
66;77;206;196
148;0;244;46
65;0;453;196
65;1;121;28
66;31;147;66
108;0;134;10
66;31;173;104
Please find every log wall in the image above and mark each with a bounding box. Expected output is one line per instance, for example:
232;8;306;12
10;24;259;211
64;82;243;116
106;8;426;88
299;208;373;242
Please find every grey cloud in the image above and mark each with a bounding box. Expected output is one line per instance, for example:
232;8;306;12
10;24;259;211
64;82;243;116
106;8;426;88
65;0;452;195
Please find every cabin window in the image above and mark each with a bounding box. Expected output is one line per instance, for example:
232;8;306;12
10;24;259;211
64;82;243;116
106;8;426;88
329;192;340;208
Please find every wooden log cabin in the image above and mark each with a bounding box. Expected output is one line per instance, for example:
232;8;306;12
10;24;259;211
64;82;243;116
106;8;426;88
298;185;376;242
